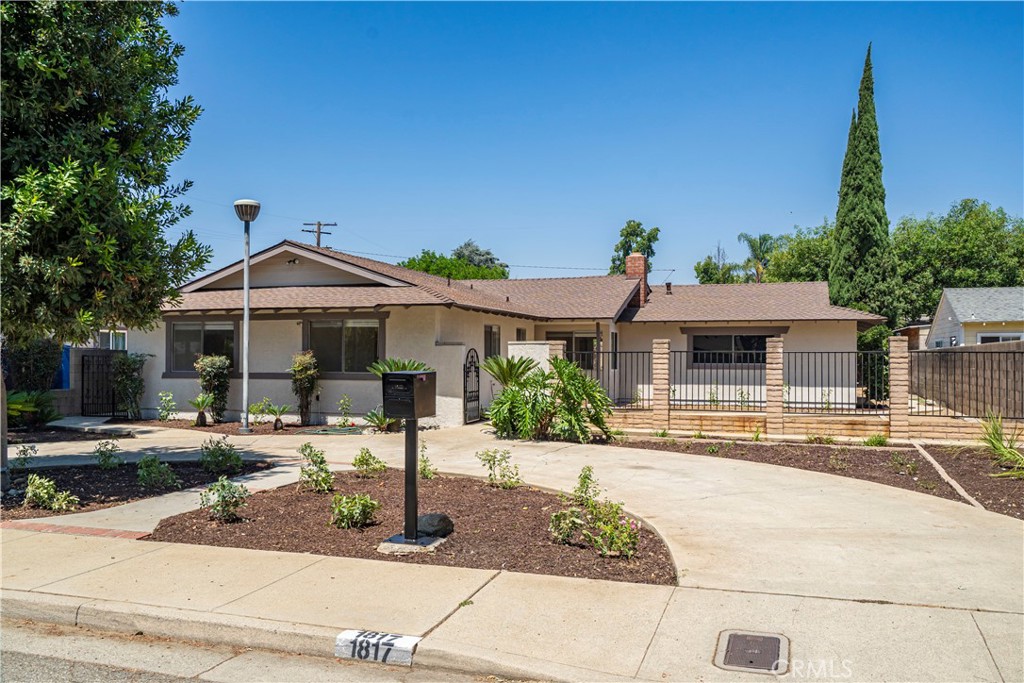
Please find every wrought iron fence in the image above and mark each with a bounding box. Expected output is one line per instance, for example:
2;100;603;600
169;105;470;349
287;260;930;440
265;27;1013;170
669;351;766;411
575;351;652;410
910;350;1024;418
782;351;888;414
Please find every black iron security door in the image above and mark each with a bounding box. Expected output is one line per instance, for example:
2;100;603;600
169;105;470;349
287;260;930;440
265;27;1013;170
81;350;128;417
464;348;480;423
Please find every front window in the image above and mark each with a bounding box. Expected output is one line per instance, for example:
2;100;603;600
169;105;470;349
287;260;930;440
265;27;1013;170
485;325;501;358
309;319;380;373
692;334;766;364
978;333;1023;344
516;328;527;342
171;322;234;372
97;330;127;350
545;332;596;369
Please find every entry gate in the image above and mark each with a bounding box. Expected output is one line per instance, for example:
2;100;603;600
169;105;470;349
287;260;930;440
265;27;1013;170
81;350;128;417
464;348;480;424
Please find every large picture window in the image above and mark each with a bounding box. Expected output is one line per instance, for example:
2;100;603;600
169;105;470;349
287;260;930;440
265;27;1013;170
692;334;767;364
171;322;235;372
308;319;380;373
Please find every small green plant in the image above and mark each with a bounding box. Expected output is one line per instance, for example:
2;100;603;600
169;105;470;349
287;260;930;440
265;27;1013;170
364;406;399;432
157;391;178;421
12;444;37;471
189;393;214;427
782;382;791;408
458;599;474;608
353;447;387;478
827;452;848;471
569;466;601;508
610;428;625;437
737;388;750;410
336;394;353;424
330;493;381;528
248;396;273;426
693;430;707;439
92;440;124;470
580;499;641;558
199;476;250;522
981;413;1024;478
917;480;938;491
137;455;182;490
549;507;586;544
706;444;720;455
475;448;522;489
652;429;669;438
821;389;833;412
418;441;437;480
752;425;763;442
806;434;835;445
708;382;719;407
889;452;919;476
266;403;291;430
200;436;243;474
23;474;79;512
864;434;888;447
298;443;333;493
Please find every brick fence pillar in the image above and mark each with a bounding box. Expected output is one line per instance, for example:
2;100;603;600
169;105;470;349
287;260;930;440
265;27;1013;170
766;336;784;435
547;340;566;368
888;335;910;439
652;339;670;429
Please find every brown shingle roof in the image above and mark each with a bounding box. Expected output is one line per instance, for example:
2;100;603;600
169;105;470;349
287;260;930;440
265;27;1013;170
620;281;885;326
464;276;640;320
168;285;444;312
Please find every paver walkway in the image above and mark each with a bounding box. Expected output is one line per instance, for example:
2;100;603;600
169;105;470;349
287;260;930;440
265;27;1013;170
4;425;1022;681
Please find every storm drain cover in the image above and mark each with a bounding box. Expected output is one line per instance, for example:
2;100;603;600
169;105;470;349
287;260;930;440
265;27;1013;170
714;630;789;675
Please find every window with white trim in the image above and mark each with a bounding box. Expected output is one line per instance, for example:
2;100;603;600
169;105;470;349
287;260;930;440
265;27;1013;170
97;330;127;350
978;332;1024;344
308;319;380;373
170;322;234;372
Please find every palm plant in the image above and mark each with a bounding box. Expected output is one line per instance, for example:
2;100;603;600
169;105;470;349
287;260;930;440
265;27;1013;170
736;232;779;283
481;355;538;388
266;403;292;431
366;357;432;378
189;393;214;427
982;413;1024;478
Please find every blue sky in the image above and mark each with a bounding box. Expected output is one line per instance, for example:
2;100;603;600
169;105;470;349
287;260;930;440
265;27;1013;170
166;2;1023;283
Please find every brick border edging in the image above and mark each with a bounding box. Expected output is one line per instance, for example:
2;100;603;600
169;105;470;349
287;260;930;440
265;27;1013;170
0;520;148;539
910;442;985;510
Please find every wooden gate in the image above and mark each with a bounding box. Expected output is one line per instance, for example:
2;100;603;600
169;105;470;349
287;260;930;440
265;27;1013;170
464;348;480;424
81;350;128;417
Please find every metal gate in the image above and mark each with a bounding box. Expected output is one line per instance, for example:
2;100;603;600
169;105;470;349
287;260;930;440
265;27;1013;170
464;348;480;424
81;350;128;417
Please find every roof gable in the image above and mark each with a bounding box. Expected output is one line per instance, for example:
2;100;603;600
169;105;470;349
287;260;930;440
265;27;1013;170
943;287;1024;323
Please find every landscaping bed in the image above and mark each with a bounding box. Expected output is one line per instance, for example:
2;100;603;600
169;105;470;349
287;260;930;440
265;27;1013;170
611;438;963;503
6;427;116;444
106;418;337;436
0;461;275;520
146;469;677;586
925;446;1024;520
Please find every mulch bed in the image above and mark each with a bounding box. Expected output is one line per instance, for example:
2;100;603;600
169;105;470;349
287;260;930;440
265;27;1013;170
106;419;330;436
1;461;275;521
146;469;677;586
611;439;963;504
925;446;1024;520
6;428;117;444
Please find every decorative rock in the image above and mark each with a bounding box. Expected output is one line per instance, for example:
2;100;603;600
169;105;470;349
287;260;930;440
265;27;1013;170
376;536;447;555
418;512;454;537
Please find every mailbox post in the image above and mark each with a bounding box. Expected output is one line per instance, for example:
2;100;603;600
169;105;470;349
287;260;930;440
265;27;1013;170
381;371;436;545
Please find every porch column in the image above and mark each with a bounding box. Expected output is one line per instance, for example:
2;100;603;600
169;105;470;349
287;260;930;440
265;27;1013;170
888;335;910;440
652;339;670;429
766;336;784;435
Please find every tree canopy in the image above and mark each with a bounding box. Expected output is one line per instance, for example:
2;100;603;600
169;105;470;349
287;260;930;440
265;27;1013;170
763;222;833;284
399;249;509;280
609;220;660;274
693;243;742;284
451;240;507;270
736;232;778;283
1;1;210;346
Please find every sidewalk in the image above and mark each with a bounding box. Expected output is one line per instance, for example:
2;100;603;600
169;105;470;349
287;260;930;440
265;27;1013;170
4;425;1023;681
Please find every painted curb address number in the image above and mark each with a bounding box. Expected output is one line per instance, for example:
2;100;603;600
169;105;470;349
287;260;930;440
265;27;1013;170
335;630;421;666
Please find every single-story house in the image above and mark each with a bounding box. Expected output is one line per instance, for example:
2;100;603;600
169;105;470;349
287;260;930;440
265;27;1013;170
924;287;1024;348
132;240;883;426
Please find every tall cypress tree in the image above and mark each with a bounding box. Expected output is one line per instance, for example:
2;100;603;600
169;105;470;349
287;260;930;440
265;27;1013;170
828;45;900;326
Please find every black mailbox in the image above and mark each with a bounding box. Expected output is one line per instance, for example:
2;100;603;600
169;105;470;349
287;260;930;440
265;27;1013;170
382;371;436;420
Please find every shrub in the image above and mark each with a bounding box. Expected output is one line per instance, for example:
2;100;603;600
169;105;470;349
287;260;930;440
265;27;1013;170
93;440;124;469
298;443;333;493
194;354;231;422
549;507;586;544
189;392;214;427
336;394;352;424
137;455;181;490
267;403;291;430
158;391;178;421
12;444;37;470
112;352;151;419
330;493;381;529
981;413;1024;479
476;448;521;489
24;474;79;512
481;355;538;387
4;339;62;392
200;476;250;522
200;436;243;474
248;396;272;426
366;357;432;377
864;434;888;447
569;465;601;508
290;350;320;426
364;406;399;432
6;390;60;429
418;441;437;480
353;447;387;478
580;500;640;558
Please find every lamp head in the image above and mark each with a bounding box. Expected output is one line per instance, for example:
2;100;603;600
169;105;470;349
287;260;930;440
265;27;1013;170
233;199;261;222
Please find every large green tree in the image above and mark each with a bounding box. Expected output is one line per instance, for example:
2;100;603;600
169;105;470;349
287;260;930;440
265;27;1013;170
828;45;900;325
399;250;508;280
736;232;778;283
1;1;210;347
451;240;507;270
693;242;742;284
764;222;834;283
893;199;1024;322
609;219;660;274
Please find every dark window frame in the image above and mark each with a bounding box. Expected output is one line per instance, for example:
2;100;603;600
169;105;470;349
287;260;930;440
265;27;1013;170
484;325;501;359
690;334;768;366
304;318;385;379
166;320;239;376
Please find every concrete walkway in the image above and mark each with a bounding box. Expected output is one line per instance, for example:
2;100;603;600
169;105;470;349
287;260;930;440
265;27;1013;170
4;425;1023;681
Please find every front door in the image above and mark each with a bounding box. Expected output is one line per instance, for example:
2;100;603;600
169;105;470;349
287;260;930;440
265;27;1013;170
464;348;480;423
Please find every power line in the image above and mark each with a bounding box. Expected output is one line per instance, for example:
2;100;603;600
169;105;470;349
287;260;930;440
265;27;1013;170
302;220;336;248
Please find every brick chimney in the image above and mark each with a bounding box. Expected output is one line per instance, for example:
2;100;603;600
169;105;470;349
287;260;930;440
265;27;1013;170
625;252;648;307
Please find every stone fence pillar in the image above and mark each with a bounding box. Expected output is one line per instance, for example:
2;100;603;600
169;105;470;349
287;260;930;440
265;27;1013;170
652;339;671;428
766;336;784;435
888;335;909;439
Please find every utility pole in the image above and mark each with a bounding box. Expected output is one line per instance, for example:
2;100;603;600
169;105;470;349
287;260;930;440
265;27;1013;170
302;221;336;248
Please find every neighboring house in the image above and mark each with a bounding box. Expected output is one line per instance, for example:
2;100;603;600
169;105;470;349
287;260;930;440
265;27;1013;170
132;241;882;426
924;288;1024;348
894;320;931;350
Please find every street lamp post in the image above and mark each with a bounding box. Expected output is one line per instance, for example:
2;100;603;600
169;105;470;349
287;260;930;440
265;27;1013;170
233;199;260;434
